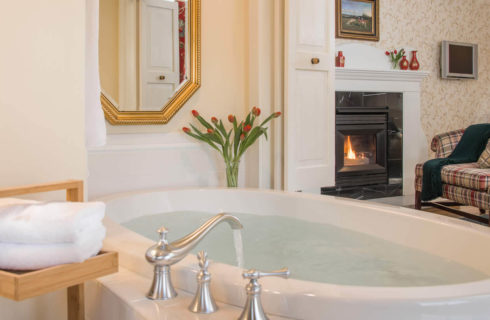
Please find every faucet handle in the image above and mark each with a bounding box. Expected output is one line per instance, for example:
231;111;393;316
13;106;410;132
197;250;209;270
157;226;169;244
242;267;290;280
238;268;290;320
189;251;218;314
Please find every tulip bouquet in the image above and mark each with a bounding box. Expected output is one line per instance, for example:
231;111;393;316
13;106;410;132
183;107;281;187
385;48;405;69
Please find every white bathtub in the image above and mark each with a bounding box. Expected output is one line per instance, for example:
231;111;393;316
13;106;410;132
99;188;490;320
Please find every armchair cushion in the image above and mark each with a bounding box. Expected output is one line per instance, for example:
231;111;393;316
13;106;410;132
477;140;490;168
441;163;489;192
416;162;489;192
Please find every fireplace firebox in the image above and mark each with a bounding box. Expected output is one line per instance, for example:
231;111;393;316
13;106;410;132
322;92;403;199
336;111;387;187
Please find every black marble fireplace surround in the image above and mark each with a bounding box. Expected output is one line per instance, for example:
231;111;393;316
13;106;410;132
322;92;403;200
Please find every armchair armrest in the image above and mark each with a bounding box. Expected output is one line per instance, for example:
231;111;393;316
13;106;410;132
431;129;465;158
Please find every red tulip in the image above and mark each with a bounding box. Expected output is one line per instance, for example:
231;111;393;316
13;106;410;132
394;49;397;54
385;51;390;56
274;111;282;118
243;124;252;133
252;107;261;116
207;128;214;134
191;110;199;117
240;133;245;141
182;127;190;133
228;115;235;123
211;117;218;124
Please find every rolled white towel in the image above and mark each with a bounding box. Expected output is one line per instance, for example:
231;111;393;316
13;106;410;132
0;225;106;270
0;198;105;244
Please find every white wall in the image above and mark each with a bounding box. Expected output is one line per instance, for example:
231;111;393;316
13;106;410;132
0;0;87;318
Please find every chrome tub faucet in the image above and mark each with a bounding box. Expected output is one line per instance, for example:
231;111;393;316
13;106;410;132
145;213;243;300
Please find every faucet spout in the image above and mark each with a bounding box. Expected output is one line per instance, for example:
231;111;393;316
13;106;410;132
170;213;243;261
145;213;243;300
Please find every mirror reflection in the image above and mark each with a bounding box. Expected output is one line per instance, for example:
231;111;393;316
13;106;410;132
99;0;189;111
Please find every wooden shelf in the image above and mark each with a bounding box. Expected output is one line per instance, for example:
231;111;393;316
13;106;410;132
0;180;119;320
0;251;118;301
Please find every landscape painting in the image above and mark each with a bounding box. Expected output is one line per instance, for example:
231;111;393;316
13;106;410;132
336;0;379;41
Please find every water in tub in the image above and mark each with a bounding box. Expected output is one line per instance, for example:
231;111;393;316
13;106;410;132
123;211;488;287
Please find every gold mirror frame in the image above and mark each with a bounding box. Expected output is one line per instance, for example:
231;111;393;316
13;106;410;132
101;0;201;125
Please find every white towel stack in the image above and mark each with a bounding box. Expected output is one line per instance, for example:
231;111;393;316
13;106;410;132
0;198;106;270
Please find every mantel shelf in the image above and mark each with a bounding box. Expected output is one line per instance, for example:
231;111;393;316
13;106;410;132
335;68;430;82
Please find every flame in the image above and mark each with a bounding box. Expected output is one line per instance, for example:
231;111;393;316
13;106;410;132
346;136;356;160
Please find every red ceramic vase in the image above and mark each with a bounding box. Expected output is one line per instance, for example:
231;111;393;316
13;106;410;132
409;51;420;70
336;51;345;67
399;56;409;70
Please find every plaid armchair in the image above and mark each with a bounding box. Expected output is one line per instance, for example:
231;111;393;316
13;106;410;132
415;129;490;220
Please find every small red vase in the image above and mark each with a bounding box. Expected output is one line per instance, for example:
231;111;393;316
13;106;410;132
399;56;409;70
336;51;345;67
409;51;420;70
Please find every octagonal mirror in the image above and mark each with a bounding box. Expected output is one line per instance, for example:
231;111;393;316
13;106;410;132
99;0;200;125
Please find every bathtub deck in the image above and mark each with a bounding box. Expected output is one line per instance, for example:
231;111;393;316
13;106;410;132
86;267;292;320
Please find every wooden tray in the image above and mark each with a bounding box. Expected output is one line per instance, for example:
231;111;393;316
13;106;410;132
0;251;118;301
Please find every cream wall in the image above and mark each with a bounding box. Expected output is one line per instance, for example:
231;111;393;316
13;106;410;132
106;0;250;133
337;0;490;145
0;0;87;192
0;0;87;319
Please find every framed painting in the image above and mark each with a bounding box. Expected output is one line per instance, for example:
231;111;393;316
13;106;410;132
336;0;379;41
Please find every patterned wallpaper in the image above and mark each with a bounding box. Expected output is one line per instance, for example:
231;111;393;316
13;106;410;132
337;0;490;153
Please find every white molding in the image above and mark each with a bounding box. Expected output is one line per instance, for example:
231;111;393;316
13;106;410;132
87;133;248;198
336;68;430;82
88;142;201;153
87;133;201;152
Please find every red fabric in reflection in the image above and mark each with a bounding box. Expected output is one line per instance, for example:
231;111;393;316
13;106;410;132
178;1;186;83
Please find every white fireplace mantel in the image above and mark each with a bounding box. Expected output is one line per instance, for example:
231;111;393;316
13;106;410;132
335;67;430;94
336;68;430;82
335;44;429;196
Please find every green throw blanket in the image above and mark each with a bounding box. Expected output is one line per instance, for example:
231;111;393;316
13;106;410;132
421;123;490;201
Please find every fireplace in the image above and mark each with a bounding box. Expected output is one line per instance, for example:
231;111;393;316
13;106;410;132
322;91;403;199
332;46;429;197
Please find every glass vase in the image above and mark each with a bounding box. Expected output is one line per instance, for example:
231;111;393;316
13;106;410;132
225;159;240;188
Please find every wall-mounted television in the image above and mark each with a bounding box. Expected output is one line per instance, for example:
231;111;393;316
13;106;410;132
441;41;478;79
